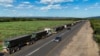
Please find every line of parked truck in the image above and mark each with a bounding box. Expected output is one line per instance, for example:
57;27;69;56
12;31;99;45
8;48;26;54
2;20;84;54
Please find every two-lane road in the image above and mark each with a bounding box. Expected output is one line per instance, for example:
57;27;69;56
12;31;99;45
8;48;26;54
4;20;86;56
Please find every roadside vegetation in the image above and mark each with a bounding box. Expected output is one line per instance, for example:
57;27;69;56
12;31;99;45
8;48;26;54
90;19;100;43
0;18;75;51
90;19;100;52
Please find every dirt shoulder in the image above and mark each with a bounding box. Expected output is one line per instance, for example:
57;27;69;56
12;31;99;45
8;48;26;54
60;21;99;56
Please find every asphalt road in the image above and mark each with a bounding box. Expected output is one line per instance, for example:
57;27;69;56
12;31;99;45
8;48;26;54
4;20;86;56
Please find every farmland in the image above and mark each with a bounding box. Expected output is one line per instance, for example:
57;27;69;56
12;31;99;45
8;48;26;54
0;20;74;50
0;20;74;41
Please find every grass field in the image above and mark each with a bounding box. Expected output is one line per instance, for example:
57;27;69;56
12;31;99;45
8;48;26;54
0;20;74;41
0;20;74;50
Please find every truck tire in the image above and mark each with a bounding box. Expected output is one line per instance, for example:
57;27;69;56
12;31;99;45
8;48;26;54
32;41;35;44
12;48;15;53
9;49;12;54
15;47;20;51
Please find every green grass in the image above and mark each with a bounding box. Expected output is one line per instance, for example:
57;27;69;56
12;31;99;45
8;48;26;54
0;20;74;51
90;19;100;43
0;43;3;51
0;20;74;41
90;19;100;54
89;19;100;54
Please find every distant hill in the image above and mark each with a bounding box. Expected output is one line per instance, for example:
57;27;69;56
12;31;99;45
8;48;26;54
0;17;82;22
87;16;100;19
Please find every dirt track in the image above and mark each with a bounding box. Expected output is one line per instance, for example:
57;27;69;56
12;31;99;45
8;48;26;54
60;21;99;56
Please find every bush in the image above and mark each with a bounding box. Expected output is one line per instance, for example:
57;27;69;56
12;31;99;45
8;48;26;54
94;34;100;43
90;19;100;43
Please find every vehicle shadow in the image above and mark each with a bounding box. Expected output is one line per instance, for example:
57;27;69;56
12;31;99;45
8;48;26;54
0;53;4;56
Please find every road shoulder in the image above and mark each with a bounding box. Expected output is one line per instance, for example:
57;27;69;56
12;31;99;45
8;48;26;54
60;21;99;56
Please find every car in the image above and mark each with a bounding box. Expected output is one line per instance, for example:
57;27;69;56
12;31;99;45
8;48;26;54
54;36;62;42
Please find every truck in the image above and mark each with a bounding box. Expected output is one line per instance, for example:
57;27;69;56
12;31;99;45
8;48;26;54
31;30;48;40
66;24;72;30
44;28;52;36
3;34;32;54
3;30;50;54
55;26;65;32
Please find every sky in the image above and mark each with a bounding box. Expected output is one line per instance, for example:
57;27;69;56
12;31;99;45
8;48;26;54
0;0;100;18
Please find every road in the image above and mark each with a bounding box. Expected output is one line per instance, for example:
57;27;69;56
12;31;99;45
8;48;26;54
60;21;99;56
4;20;86;56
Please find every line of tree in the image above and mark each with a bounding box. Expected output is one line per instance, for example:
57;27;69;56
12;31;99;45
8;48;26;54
0;17;83;22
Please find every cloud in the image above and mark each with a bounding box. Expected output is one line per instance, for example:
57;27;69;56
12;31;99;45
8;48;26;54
84;3;100;10
90;3;100;9
74;6;79;10
64;6;68;8
84;8;88;10
0;0;13;3
40;0;74;4
22;2;30;4
3;9;17;14
5;4;13;7
94;3;99;6
11;10;17;14
0;3;13;7
39;0;73;11
41;4;62;10
0;0;13;7
15;2;33;9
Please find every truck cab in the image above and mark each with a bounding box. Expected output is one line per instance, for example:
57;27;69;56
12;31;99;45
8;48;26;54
3;40;11;53
44;28;52;36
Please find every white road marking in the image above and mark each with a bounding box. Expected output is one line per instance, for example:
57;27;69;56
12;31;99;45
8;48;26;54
60;33;66;36
25;29;68;56
25;39;54;56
